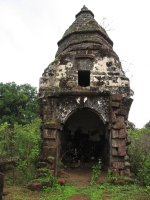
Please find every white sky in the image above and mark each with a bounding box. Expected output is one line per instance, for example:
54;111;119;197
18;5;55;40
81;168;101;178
0;0;150;128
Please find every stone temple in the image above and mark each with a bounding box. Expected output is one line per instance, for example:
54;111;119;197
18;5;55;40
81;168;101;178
38;6;133;176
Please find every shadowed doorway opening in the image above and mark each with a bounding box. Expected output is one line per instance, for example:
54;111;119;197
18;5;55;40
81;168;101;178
60;108;109;169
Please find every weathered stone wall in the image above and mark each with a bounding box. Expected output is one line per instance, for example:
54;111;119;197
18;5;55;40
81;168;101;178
40;52;131;97
39;94;110;174
55;95;110;123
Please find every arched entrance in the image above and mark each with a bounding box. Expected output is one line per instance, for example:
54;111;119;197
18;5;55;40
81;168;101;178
60;108;109;169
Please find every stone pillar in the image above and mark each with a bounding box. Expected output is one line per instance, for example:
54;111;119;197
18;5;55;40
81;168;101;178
110;94;133;176
38;123;58;176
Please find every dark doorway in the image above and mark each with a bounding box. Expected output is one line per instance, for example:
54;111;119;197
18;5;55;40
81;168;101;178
60;108;108;169
78;71;90;87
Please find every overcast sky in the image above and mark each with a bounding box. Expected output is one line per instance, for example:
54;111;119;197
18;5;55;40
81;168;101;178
0;0;150;128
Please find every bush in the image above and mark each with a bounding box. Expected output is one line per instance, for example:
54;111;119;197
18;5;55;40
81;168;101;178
128;128;150;186
0;118;41;185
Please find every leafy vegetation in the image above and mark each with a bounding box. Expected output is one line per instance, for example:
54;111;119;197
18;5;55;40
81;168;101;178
0;82;41;184
0;82;39;125
0;118;41;185
128;127;150;186
90;159;101;185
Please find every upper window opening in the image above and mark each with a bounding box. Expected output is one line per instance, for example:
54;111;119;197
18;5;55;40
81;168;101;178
78;71;90;87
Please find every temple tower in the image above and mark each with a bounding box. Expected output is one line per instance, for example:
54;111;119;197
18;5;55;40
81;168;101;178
39;6;133;176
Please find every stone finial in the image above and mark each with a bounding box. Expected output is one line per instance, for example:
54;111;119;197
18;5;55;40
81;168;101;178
81;5;88;11
75;6;94;18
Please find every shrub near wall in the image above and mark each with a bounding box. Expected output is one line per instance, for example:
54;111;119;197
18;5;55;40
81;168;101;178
128;128;150;186
0;118;41;185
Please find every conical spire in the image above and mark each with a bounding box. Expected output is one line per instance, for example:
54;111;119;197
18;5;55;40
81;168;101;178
56;6;113;57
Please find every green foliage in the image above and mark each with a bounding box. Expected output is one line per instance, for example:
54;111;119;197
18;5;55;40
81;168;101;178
82;184;104;200
0;118;41;185
128;128;150;186
137;151;150;186
90;159;101;185
105;183;150;200
0;82;39;125
107;169;112;179
3;183;150;200
0;122;11;160
14;118;41;163
0;82;40;184
14;118;41;184
144;120;150;129
50;185;78;199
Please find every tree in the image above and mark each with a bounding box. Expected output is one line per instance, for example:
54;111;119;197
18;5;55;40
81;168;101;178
0;82;39;125
144;120;150;129
128;120;135;129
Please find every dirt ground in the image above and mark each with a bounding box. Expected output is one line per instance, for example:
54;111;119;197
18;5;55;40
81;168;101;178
59;164;109;200
59;163;108;187
3;164;109;200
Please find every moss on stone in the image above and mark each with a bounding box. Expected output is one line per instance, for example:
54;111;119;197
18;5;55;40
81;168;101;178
48;156;55;160
39;167;48;171
44;121;55;125
43;146;56;149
